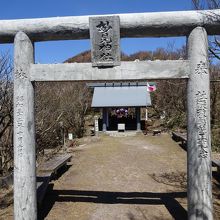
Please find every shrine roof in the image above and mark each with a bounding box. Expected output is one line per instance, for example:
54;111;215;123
91;85;151;107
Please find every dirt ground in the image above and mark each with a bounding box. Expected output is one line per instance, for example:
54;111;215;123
1;133;220;220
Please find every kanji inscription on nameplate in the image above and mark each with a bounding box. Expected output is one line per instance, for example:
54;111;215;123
89;16;120;67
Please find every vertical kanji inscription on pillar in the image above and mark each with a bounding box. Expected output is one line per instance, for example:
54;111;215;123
195;90;208;159
89;16;120;67
15;95;25;157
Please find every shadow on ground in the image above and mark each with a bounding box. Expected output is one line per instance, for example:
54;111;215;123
38;187;187;220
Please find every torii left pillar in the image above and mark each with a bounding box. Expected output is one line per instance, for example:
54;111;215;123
14;32;37;220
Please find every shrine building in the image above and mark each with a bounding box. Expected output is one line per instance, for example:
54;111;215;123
89;82;152;132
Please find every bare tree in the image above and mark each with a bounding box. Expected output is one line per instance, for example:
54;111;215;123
61;82;92;138
35;82;64;156
209;65;220;151
192;0;220;9
0;53;13;175
192;0;220;60
148;47;187;129
35;81;92;157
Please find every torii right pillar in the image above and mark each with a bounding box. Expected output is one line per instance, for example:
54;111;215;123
187;27;213;220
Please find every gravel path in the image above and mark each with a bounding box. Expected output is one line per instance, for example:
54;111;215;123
2;133;220;219
39;133;188;220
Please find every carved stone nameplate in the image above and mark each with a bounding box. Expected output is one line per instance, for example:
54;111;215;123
89;16;120;67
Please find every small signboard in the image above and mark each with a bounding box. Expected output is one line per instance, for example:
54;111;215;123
89;16;121;67
118;123;125;132
68;133;73;140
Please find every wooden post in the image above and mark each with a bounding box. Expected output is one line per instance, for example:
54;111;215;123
136;107;141;131
187;27;212;220
145;108;148;121
102;108;107;132
14;32;37;220
106;108;109;129
94;116;99;136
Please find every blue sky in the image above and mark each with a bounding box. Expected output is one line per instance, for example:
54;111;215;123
0;0;194;63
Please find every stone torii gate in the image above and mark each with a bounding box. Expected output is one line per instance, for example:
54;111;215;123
0;9;218;219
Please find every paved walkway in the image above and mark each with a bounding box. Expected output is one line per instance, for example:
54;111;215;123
39;133;187;220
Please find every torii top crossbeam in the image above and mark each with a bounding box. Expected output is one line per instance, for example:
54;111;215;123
0;9;220;43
